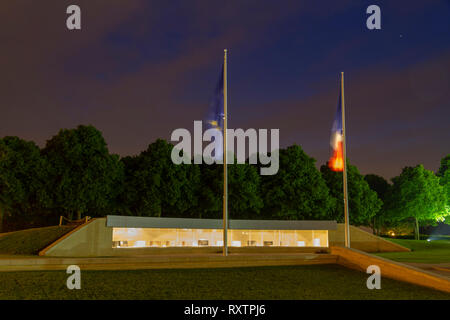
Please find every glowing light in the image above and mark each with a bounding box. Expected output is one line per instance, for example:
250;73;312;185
133;240;146;247
313;238;321;247
112;228;329;248
231;241;241;247
127;228;137;236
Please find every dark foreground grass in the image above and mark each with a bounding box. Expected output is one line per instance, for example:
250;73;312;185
0;226;75;255
376;239;450;264
0;264;448;300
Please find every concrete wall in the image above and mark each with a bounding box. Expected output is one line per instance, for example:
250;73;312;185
41;218;114;257
331;246;450;293
329;224;410;252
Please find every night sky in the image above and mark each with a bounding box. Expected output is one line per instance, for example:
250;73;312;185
1;0;449;179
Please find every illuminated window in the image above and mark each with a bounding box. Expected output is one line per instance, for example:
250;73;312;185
112;228;329;248
231;241;241;247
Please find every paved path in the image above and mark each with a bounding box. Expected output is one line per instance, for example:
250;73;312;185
0;253;338;272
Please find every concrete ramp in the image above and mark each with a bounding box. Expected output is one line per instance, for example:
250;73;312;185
331;246;450;293
329;224;410;252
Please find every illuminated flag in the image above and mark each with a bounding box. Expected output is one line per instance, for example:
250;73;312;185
329;82;344;172
205;65;224;161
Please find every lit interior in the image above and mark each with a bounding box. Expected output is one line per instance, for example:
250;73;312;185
112;228;328;248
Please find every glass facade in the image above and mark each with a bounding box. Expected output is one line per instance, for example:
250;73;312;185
112;228;328;248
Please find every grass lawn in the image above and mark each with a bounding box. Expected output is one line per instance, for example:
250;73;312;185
376;239;450;264
0;265;448;300
0;226;75;255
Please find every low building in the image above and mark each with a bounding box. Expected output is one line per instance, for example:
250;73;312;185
40;216;337;257
40;215;409;257
108;215;336;249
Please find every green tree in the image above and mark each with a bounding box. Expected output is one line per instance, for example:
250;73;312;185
196;161;263;219
0;137;51;231
385;165;447;240
437;154;450;177
437;154;450;216
229;162;263;219
120;139;200;217
42;125;124;220
364;174;391;234
261;145;333;220
321;161;382;226
195;163;222;219
364;174;390;201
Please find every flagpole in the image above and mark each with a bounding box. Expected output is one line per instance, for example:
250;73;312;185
341;72;350;248
223;49;228;256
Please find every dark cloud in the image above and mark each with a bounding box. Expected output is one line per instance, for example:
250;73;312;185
0;1;449;180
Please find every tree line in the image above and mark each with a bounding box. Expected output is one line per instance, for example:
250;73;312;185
0;125;448;239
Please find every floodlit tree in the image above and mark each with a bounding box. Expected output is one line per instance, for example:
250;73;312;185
261;145;333;220
321;161;382;226
437;154;450;218
385;164;447;240
42;125;124;220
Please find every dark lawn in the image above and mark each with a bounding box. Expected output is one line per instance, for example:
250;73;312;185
0;264;448;300
0;226;75;255
376;239;450;264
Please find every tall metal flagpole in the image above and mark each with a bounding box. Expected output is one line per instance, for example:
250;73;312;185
341;72;350;248
223;49;228;256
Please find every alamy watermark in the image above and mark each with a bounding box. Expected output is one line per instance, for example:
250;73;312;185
366;265;381;289
66;265;81;290
366;5;381;30
66;5;81;30
170;121;279;175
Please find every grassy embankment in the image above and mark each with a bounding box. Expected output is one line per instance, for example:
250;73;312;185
376;238;450;264
0;225;75;255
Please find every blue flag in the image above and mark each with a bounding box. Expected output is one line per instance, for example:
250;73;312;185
205;65;224;160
